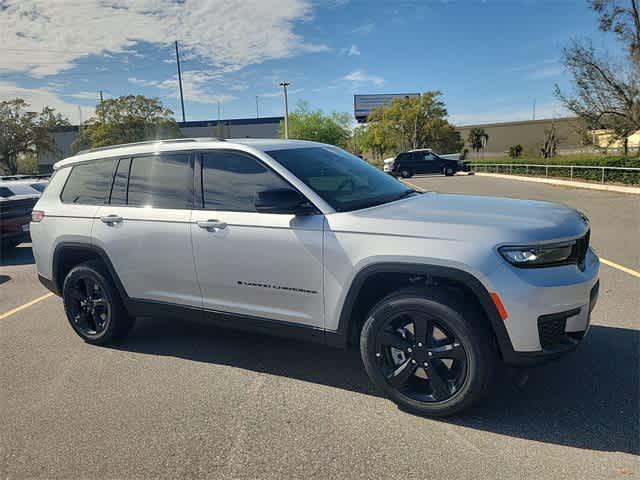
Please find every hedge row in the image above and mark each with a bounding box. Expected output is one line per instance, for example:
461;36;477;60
470;156;640;185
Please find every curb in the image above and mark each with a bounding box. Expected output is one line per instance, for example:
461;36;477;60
474;172;640;195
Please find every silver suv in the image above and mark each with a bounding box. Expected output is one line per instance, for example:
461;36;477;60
31;138;600;416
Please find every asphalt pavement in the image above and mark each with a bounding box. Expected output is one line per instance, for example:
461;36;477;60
1;175;638;479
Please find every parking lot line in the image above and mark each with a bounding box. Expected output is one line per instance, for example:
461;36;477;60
0;293;54;320
600;257;640;279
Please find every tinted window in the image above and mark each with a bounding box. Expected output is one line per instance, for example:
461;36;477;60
202;151;290;212
30;183;46;193
0;187;13;198
127;154;192;209
61;160;116;205
268;147;413;212
109;158;131;206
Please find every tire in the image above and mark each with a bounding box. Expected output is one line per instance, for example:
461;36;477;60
62;260;135;345
444;167;455;176
360;287;496;417
400;168;413;179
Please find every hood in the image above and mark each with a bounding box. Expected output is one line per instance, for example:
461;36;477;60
330;192;589;244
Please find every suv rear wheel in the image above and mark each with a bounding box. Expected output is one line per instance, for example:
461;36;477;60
444;166;455;176
360;288;496;417
62;260;135;345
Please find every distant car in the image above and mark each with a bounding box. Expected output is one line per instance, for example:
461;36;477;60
388;149;469;178
0;180;48;252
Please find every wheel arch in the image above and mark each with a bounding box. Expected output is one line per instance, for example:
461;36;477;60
52;242;129;300
327;262;514;359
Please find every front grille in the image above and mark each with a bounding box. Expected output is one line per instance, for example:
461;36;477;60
537;308;582;349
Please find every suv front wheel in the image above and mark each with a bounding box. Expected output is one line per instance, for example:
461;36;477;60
360;288;496;416
62;260;135;345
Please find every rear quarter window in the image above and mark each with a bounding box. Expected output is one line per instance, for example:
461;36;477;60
60;159;116;205
0;187;14;198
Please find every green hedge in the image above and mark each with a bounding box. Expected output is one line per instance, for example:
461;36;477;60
470;156;640;185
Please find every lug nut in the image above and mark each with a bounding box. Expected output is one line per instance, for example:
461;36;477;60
407;348;413;353
424;362;429;367
375;352;381;358
417;342;423;347
411;359;417;364
428;352;433;357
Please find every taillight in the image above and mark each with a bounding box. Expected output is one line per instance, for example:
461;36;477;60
31;210;45;222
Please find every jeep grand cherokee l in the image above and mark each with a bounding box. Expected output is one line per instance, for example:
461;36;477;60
30;138;599;416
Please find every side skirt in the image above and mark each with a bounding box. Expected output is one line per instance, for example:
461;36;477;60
124;298;333;346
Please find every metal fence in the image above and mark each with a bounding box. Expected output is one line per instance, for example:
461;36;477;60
469;163;640;184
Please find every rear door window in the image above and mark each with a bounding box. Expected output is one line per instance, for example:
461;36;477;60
126;154;192;209
60;159;116;204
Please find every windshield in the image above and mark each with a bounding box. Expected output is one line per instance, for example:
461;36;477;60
267;146;415;212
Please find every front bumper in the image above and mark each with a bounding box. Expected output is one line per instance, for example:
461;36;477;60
486;248;600;367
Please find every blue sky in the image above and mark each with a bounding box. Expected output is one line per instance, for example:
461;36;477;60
0;0;618;125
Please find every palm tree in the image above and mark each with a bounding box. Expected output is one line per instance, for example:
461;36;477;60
468;128;489;158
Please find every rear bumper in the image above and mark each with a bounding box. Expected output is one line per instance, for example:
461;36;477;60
1;230;30;245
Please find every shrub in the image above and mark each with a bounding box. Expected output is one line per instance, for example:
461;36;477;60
508;145;523;158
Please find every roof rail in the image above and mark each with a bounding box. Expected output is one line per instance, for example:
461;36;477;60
76;137;225;155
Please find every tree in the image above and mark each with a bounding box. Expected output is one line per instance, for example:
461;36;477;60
555;1;640;155
279;102;351;148
468;128;489;154
364;92;463;157
508;144;524;158
0;99;70;174
72;95;182;152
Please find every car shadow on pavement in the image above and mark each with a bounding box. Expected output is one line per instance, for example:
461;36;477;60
0;244;35;266
115;319;638;455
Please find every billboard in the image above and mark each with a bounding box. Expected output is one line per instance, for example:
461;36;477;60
354;93;420;122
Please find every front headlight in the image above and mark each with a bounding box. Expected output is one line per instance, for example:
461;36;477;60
499;242;575;267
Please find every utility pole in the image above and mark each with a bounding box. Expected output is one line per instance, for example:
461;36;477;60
175;40;186;122
533;98;536;121
99;91;104;122
279;81;290;139
256;95;259;119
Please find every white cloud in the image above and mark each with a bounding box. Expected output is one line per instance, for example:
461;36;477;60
339;44;360;56
509;59;564;80
342;70;384;86
64;91;108;101
129;71;235;105
352;23;374;34
0;82;94;124
0;0;327;77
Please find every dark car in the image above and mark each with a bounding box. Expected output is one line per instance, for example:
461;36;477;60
389;149;469;178
0;180;47;252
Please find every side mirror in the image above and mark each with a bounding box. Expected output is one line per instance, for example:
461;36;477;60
254;188;313;215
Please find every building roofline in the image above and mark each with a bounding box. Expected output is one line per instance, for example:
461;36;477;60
456;116;579;129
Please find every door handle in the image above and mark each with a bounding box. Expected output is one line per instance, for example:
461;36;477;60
100;214;123;225
197;219;227;231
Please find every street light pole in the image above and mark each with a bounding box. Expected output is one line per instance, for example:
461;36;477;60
279;81;290;139
175;40;186;122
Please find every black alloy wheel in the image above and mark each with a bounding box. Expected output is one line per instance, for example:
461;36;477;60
400;168;413;178
66;275;111;338
372;309;468;403
361;289;496;416
62;260;134;345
